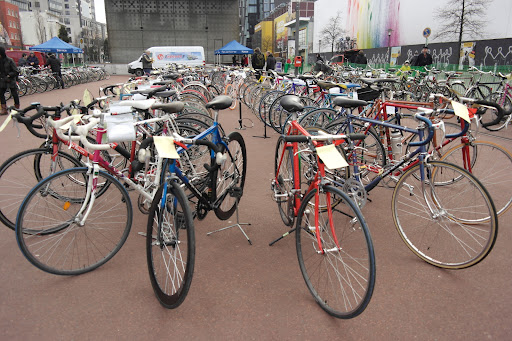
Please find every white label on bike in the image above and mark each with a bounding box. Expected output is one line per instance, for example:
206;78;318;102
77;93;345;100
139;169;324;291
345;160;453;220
316;144;349;169
154;136;180;159
59;115;83;130
352;91;358;100
0;111;13;132
386;106;395;116
451;100;471;123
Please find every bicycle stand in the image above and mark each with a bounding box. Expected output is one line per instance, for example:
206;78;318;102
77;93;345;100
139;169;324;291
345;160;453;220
207;187;252;245
237;97;254;130
253;117;270;139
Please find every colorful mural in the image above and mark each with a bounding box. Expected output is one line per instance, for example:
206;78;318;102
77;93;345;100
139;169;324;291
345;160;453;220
347;0;400;49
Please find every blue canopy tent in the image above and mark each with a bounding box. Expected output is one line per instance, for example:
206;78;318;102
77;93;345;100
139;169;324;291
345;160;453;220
30;37;83;65
214;40;253;65
29;37;83;53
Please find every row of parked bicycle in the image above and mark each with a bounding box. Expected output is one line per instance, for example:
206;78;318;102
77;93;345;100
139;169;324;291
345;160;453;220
4;66;111;100
0;65;510;319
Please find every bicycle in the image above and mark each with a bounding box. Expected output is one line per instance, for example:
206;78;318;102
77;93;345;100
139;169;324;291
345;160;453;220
270;95;375;319
13;101;190;275
146;95;247;308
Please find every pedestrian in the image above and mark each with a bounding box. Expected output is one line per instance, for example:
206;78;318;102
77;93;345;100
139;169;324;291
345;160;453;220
354;50;368;65
18;53;27;67
0;46;20;114
266;51;276;71
251;47;265;70
414;46;433;67
242;55;248;67
27;52;39;68
397;60;412;80
316;53;324;62
141;49;153;76
45;53;65;89
232;55;237;66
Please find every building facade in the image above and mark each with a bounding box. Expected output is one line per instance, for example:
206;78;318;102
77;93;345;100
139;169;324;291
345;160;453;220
104;0;239;64
0;1;22;48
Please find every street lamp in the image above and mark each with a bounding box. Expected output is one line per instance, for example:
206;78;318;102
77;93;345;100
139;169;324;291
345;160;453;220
387;29;393;47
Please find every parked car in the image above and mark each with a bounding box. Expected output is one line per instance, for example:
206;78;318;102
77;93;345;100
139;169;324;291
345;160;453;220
7;50;47;67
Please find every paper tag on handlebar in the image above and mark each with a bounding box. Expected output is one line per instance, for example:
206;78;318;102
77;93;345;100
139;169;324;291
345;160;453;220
451;100;471;123
59;115;83;131
315;144;348;169
0;111;14;132
154;136;180;159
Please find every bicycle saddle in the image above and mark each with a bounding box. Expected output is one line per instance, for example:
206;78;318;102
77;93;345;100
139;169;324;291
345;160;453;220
332;97;368;108
130;85;168;96
153;90;177;98
118;99;156;110
280;95;304;112
151;101;185;114
205;95;233;110
163;73;180;80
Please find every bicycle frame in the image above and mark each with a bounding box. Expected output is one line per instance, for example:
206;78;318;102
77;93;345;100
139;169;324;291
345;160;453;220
274;120;343;253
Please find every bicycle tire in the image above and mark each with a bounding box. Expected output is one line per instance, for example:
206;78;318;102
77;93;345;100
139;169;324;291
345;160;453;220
296;185;375;319
16;167;133;275
392;160;498;269
214;131;247;220
0;148;82;230
146;180;195;308
439;140;512;217
483;92;512;131
274;136;297;226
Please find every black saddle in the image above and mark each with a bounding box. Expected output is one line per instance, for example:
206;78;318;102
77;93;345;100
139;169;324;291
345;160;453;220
205;95;233;110
332;97;368;108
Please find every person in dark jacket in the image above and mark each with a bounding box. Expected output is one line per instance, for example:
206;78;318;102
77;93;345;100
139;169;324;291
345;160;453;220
45;53;65;89
354;50;368;65
26;52;39;69
0;47;20;114
141;50;153;76
18;53;27;67
265;51;276;71
251;47;265;70
415;46;433;67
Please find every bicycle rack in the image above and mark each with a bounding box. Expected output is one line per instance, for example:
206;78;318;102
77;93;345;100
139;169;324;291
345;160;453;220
206;187;252;245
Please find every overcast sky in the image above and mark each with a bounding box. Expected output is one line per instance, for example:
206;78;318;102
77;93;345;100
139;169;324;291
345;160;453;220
94;0;106;23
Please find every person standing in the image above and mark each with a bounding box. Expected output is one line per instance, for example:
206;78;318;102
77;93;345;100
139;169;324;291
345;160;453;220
18;53;27;67
141;50;153;76
45;53;65;89
251;47;265;70
26;52;39;69
415;46;433;67
265;51;276;71
354;50;368;65
232;55;238;66
0;47;20;114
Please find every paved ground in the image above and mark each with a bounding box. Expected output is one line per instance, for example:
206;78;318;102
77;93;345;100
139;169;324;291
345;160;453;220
1;76;511;340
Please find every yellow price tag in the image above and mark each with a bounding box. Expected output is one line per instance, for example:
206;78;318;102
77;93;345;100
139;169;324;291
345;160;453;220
451;100;471;123
153;136;180;159
315;144;349;169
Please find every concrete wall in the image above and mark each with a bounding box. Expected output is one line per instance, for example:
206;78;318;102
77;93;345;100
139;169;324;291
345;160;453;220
105;0;239;64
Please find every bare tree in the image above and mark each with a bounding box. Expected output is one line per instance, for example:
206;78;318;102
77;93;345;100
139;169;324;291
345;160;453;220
34;10;47;44
319;12;345;54
261;36;273;54
433;0;489;47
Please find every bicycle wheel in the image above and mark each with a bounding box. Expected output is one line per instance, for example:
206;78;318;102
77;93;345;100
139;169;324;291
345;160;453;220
0;148;82;230
296;185;375;319
466;85;492;100
146;180;195;308
214;131;247;220
483;92;512;131
392;160;498;269
16;167;132;275
274;136;296;226
440;140;512;216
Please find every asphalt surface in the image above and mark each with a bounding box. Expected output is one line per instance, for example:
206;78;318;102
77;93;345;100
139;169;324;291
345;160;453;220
0;76;511;340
